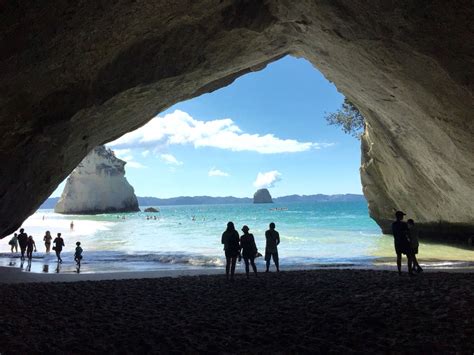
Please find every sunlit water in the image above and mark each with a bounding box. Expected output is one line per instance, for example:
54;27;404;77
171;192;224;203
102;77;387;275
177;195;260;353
1;202;473;274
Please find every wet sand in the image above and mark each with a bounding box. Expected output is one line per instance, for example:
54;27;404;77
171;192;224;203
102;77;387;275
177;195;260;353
1;269;473;353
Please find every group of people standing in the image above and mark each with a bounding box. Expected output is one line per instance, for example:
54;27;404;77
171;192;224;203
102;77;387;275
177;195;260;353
221;222;280;281
8;229;79;265
392;211;423;276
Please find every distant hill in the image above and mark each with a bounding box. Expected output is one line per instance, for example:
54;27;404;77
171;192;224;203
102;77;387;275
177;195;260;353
40;197;60;209
40;194;365;209
137;196;252;206
274;194;364;203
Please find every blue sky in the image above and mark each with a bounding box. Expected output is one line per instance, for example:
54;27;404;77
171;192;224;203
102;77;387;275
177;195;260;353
52;56;362;198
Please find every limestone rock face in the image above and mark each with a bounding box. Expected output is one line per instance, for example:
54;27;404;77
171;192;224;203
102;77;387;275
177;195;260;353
55;146;139;214
0;1;473;240
254;189;273;204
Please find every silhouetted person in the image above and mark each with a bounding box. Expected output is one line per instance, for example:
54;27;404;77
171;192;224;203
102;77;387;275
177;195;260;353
407;219;423;273
70;221;74;231
265;222;280;272
53;233;65;263
26;235;37;260
75;242;83;263
240;225;258;278
9;233;18;253
17;228;28;260
43;230;52;253
75;241;83;272
392;211;414;275
221;222;240;281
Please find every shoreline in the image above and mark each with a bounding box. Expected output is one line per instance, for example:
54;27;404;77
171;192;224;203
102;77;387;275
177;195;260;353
2;262;474;284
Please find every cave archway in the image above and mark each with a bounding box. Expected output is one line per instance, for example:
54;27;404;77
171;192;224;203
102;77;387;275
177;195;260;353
1;1;473;240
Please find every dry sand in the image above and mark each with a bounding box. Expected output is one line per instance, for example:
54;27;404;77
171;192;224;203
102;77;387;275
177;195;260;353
1;269;473;353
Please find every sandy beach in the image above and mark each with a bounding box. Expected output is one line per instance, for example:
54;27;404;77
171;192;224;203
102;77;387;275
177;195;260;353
1;269;473;353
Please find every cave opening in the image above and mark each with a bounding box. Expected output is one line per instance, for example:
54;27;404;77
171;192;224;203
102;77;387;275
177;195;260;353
2;56;384;273
3;55;473;274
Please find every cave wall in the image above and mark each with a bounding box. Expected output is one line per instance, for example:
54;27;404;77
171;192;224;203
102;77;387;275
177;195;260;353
1;0;473;239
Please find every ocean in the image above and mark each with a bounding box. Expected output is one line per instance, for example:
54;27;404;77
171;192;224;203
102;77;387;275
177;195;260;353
1;201;473;274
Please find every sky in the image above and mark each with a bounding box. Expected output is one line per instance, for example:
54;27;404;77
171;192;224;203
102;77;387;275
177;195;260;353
51;56;362;198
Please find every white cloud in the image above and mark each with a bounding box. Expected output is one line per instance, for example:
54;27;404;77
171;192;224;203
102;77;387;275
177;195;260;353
141;150;150;157
253;170;282;189
208;168;229;177
126;161;146;169
112;148;146;169
108;110;328;154
160;153;183;166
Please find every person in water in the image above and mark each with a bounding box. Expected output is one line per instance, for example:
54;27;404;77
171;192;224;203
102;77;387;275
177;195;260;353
53;233;65;263
26;235;37;260
9;233;18;253
17;228;28;260
70;221;74;231
392;211;414;275
240;225;258;278
43;230;52;253
221;222;240;281
407;219;423;273
265;222;280;272
74;242;83;266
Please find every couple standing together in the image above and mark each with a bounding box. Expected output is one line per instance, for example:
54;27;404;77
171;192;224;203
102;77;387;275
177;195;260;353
392;210;423;276
221;222;280;281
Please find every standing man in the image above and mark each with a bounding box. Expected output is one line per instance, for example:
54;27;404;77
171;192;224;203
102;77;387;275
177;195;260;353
53;233;65;264
17;228;28;260
265;222;280;272
392;211;414;276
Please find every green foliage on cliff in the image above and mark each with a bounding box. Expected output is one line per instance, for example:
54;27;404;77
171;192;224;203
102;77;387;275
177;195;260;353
325;98;365;139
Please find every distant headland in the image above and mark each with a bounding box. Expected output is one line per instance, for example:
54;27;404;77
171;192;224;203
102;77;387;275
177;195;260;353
40;194;365;209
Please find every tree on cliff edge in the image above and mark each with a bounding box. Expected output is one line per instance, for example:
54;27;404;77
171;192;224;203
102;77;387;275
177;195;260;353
325;98;365;139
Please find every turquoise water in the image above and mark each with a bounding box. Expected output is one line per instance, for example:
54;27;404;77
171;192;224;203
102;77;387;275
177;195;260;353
1;202;474;273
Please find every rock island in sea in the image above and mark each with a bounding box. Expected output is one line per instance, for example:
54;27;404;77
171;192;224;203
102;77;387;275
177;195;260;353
55;146;139;214
253;188;273;203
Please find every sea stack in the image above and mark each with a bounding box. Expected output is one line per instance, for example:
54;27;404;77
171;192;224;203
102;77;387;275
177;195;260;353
253;189;273;203
55;146;139;214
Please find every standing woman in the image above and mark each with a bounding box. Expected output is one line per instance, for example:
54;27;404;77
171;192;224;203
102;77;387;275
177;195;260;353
240;225;258;278
53;233;65;263
26;235;37;260
221;222;240;281
43;231;52;253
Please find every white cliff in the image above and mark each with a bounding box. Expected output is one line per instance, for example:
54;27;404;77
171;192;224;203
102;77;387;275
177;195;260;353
55;146;139;214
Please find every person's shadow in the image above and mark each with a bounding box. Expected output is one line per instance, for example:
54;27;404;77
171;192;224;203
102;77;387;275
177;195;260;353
26;259;32;272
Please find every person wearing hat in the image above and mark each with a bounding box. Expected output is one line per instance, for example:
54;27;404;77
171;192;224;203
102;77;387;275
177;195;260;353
392;211;414;275
240;225;258;278
221;222;240;281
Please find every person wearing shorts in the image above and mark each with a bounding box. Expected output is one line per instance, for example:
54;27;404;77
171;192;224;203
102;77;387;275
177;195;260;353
265;222;280;272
